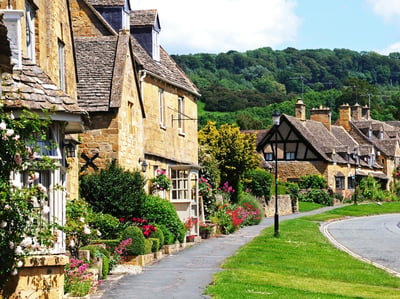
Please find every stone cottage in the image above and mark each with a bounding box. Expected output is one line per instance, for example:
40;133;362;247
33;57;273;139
257;99;394;198
69;0;202;233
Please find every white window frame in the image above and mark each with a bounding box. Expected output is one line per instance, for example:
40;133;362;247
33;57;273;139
35;124;62;159
25;0;36;62
159;88;165;128
178;96;185;135
58;40;65;91
152;29;160;61
171;168;190;202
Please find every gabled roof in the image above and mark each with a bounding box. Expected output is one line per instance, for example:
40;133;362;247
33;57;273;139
257;114;372;166
75;36;118;111
75;32;145;116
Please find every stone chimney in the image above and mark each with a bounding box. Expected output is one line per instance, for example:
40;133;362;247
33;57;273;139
362;105;370;120
351;103;362;121
295;98;306;121
310;106;331;131
338;104;351;131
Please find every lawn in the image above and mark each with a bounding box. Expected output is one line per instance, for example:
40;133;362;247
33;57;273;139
205;202;400;299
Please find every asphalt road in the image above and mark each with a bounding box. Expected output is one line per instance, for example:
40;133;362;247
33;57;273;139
322;213;400;277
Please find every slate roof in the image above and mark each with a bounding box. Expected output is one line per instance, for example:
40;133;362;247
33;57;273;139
257;114;383;168
130;9;158;27
75;36;118;111
130;36;200;97
351;119;400;157
1;58;83;115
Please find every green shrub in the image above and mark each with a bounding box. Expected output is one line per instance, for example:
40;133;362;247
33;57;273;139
89;212;121;240
149;225;165;247
299;189;332;206
238;192;263;225
144;239;152;254
242;169;273;201
80;161;147;219
121;226;145;256
102;255;109;278
299;174;327;189
149;238;160;252
157;224;174;245
141;195;186;243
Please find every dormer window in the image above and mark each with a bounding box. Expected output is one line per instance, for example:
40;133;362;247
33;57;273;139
1;9;24;69
131;10;161;62
368;129;372;139
379;130;384;140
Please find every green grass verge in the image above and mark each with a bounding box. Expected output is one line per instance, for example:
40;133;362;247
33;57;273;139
298;201;324;212
205;202;400;299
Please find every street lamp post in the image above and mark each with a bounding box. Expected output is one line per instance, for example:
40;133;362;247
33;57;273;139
353;148;358;205
272;110;281;237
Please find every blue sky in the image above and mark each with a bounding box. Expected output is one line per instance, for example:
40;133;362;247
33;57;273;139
133;0;400;55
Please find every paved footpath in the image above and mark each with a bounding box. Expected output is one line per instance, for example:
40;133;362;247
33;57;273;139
93;206;342;299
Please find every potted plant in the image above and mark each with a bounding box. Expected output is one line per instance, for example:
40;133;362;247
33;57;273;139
149;170;172;194
199;222;215;239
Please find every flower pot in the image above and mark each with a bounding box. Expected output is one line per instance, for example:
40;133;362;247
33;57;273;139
200;231;210;239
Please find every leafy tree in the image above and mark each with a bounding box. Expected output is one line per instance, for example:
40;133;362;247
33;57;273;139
198;121;260;202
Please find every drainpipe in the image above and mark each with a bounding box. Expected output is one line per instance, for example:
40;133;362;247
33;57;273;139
139;70;147;102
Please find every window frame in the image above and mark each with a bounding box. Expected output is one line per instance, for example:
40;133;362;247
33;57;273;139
335;176;345;190
159;88;166;128
177;96;185;135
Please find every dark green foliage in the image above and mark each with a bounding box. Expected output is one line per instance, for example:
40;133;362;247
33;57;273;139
144;239;152;254
149;238;160;252
242;169;273;201
149;225;165;247
286;182;300;208
175;48;400;129
299;174;327;189
121;226;145;256
141;195;186;243
157;224;175;245
79;161;146;219
299;189;333;206
89;212;121;239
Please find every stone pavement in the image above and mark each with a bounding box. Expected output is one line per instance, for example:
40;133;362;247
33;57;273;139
92;206;343;299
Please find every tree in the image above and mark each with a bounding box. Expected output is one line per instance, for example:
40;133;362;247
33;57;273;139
198;121;260;202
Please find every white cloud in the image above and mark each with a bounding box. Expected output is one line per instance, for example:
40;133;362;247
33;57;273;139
133;0;301;54
365;0;400;21
379;42;400;55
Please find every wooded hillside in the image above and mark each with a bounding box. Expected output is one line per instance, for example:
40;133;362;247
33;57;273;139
172;48;400;129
